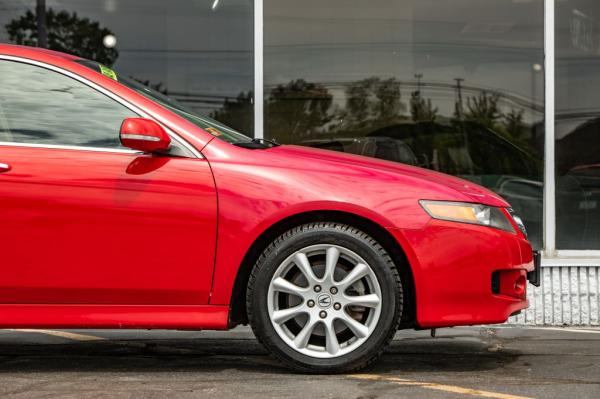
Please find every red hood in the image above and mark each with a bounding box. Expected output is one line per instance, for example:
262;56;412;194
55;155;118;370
269;145;509;208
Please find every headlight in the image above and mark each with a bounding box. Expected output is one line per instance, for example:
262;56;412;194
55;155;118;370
507;208;527;236
419;200;515;233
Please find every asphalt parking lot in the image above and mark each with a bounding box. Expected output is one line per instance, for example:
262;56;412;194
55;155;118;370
0;326;598;398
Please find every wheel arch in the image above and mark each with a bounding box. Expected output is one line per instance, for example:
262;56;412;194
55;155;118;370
228;210;417;329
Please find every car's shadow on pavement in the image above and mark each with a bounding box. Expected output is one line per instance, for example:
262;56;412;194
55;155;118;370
0;336;520;375
372;337;520;374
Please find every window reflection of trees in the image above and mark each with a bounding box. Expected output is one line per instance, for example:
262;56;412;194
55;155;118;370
248;77;542;169
6;8;119;66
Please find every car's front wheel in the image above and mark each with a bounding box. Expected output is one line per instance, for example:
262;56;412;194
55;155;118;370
247;222;402;373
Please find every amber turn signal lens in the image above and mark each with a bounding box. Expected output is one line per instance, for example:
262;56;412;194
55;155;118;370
419;200;515;232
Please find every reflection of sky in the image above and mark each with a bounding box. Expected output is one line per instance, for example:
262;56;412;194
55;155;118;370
555;1;600;138
0;0;253;113
1;0;599;126
554;7;600;185
0;60;136;146
265;0;545;124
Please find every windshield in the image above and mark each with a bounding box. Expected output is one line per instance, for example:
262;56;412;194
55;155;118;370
77;60;253;145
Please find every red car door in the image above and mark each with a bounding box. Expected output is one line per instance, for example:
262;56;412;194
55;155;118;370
0;59;217;305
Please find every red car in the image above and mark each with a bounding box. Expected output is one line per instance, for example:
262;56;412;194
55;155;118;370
0;44;539;373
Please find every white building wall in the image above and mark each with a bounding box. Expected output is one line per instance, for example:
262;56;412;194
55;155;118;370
509;267;600;325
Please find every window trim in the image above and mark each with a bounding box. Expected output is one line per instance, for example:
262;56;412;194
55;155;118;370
0;55;202;158
0;141;141;154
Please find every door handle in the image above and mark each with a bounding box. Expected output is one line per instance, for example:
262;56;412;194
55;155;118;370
0;162;11;173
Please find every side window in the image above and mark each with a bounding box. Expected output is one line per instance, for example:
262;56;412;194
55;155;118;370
0;60;137;149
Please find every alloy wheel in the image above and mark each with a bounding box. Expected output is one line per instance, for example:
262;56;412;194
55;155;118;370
267;244;382;358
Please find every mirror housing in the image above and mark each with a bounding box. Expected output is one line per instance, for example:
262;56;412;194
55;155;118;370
120;118;171;153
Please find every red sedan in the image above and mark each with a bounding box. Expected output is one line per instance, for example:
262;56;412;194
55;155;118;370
0;44;539;372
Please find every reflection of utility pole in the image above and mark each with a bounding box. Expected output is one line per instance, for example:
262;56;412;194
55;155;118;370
36;0;47;48
454;78;464;118
532;64;542;112
454;77;473;174
414;73;423;97
454;78;464;120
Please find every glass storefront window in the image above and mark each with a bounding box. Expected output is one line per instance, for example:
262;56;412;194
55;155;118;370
556;1;600;249
0;0;254;136
265;0;545;248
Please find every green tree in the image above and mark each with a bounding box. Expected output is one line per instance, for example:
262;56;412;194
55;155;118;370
210;91;254;137
6;8;119;66
410;91;438;122
346;77;376;122
504;108;525;139
345;77;405;123
374;78;404;120
265;79;332;143
463;91;501;128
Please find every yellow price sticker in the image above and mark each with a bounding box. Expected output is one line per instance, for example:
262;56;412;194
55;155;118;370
205;127;222;137
99;64;118;81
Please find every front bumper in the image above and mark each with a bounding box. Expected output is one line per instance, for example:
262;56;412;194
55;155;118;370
389;219;536;328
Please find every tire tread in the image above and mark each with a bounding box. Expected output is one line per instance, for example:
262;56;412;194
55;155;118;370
246;222;402;373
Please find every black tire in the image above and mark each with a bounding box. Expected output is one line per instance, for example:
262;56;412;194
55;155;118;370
246;222;403;373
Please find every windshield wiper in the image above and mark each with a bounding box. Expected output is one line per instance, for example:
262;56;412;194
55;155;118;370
233;138;280;149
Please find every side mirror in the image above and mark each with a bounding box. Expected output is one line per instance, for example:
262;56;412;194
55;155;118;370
120;118;171;153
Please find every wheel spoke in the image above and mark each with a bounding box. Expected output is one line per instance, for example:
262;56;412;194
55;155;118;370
324;320;340;355
272;277;306;297
338;263;369;291
272;305;306;324
294;316;318;349
268;243;383;358
322;246;340;283
345;293;380;308
341;315;369;338
293;252;318;283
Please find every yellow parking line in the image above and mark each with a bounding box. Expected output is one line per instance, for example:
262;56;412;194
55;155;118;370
351;374;534;399
7;329;106;342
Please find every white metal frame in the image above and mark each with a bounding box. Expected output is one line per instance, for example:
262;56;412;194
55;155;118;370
543;0;556;261
250;0;600;266
254;0;264;139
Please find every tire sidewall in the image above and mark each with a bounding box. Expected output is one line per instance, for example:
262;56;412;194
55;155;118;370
250;224;401;372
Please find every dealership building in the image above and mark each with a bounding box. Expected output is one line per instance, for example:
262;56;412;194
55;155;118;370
1;0;599;325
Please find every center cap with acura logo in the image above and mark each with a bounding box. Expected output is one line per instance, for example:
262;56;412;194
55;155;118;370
317;293;332;309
